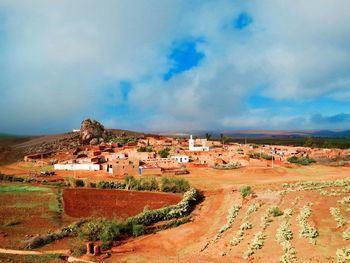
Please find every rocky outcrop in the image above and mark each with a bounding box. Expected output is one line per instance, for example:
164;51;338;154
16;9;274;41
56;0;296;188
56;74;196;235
79;119;109;145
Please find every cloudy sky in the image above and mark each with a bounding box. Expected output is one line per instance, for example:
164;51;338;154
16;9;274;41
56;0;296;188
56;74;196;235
1;0;350;134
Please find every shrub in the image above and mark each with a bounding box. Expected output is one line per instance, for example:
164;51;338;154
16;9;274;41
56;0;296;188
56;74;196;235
128;188;199;226
137;146;153;152
74;179;85;187
330;207;347;227
160;177;190;193
269;206;284;217
297;205;318;244
240;185;252;198
214;162;241;169
158;148;170;158
97;180;126;189
244;232;266;259
287;156;316;165
99;220;122;249
132;224;144;237
336;246;350;263
214;204;241;241
343;227;350;240
68;238;87;256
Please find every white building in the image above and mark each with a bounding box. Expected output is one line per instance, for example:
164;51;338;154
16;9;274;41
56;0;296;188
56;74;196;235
189;135;209;151
54;163;100;171
171;155;189;163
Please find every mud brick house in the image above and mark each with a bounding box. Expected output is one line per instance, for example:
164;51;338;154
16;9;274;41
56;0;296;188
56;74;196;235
105;159;138;176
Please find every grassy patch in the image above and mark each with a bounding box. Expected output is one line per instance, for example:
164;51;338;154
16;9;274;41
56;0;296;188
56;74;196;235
0;185;50;193
11;202;43;209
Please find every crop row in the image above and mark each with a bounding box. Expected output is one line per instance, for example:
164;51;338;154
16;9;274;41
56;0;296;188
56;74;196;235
336;246;350;263
243;232;266;259
282;179;350;194
213;204;241;242
338;196;350;205
297;205;318;244
276;209;297;263
330;207;347;228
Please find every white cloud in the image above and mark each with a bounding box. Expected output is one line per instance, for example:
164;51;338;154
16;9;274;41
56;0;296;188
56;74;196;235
1;0;350;133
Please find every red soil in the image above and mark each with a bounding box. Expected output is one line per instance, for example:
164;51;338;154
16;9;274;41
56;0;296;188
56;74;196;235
63;188;182;219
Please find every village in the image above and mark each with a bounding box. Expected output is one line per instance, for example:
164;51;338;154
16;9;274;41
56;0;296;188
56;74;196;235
23;131;350;180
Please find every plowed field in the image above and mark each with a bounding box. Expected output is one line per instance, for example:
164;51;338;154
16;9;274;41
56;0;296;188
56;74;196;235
63;188;182;218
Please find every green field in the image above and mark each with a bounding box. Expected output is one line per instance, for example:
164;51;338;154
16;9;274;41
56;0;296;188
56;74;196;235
0;185;51;193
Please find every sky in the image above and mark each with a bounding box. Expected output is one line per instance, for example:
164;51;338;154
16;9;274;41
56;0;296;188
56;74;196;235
1;0;350;134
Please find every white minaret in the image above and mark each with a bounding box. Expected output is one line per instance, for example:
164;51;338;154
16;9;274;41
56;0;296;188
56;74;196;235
189;135;194;150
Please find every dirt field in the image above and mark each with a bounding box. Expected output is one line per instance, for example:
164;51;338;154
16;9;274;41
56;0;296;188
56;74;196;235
63;188;182;218
0;182;75;250
105;165;350;262
1;163;350;262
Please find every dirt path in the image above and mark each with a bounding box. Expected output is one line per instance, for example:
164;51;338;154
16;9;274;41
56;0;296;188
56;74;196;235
108;188;239;262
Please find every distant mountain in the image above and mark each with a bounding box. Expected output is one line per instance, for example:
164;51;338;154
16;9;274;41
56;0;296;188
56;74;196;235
221;129;350;138
158;129;350;138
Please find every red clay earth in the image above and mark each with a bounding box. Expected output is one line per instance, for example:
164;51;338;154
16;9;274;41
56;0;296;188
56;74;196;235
63;188;182;219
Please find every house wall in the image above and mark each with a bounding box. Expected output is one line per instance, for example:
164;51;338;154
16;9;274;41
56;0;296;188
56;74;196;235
54;163;100;171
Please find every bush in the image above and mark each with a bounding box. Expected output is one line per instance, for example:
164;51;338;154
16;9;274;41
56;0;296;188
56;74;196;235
99;220;122;249
287;156;316;165
74;179;85;187
240;185;252;198
68;238;87;256
214;162;241;170
132;224;144;237
137;146;153;152
128;188;199;226
160;177;190;193
269;206;284;217
158;148;170;158
97;180;126;189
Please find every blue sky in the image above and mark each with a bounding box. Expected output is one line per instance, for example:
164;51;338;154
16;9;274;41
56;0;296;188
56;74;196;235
0;0;350;134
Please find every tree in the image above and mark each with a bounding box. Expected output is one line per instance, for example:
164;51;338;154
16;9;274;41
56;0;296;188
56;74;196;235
158;148;170;158
304;137;315;148
205;133;212;141
220;133;224;144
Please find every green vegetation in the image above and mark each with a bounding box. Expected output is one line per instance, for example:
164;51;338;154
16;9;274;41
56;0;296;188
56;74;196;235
336;246;350;263
240;185;252;198
25;188;200;249
244;232;266;259
269;206;284;217
0;185;50;193
137;146;153;152
297;205;318;244
125;175;159;191
224;137;350;149
74;179;85;187
214;204;241;241
276;215;297;263
330;207;347;227
214;162;241;169
158;147;170;158
11;202;42;209
160;177;190;193
97;180;126;189
287;156;316;165
249;152;274;160
109;136;138;145
342;227;350;240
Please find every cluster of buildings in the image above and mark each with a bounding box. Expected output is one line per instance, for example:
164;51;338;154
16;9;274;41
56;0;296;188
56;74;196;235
24;135;350;177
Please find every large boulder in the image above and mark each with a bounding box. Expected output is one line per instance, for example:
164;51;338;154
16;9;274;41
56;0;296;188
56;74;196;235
79;119;109;145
